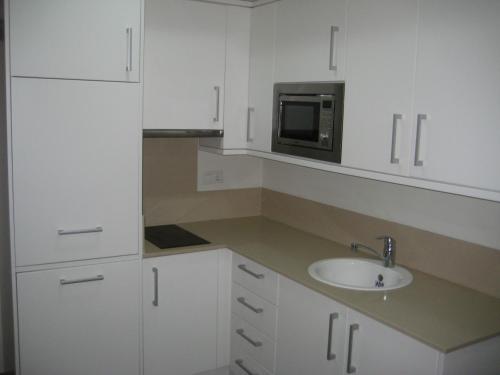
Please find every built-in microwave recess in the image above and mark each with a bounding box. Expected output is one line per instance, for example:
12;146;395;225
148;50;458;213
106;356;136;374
272;82;344;163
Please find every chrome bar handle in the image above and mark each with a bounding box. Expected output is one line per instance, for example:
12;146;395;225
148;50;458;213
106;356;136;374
235;359;258;375
247;107;255;142
237;297;263;314
329;26;340;71
390;114;403;164
414;114;427;167
126;27;133;72
238;264;264;279
236;329;262;347
347;323;359;374
60;275;104;285
57;226;103;235
213;86;221;122
152;267;159;306
327;312;339;360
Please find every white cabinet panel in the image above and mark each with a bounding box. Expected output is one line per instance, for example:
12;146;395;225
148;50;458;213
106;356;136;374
10;0;141;82
143;251;220;375
342;0;418;175
345;309;440;375
11;78;140;266
276;276;346;375
143;0;226;130
17;260;140;375
200;6;251;151
274;0;346;82
410;0;500;191
247;3;277;153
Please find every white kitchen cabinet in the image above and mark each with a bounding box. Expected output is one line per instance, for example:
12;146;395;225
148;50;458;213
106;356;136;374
342;0;418;175
274;0;346;83
276;276;347;375
345;309;441;375
409;0;500;192
199;6;251;152
10;0;141;82
246;2;277;153
11;78;140;266
143;0;226;130
16;260;141;375
143;250;230;375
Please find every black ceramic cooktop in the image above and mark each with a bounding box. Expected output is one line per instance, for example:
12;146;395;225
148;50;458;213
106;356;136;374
145;224;210;249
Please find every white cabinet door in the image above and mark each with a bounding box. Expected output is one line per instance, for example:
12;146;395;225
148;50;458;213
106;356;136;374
247;3;277;153
10;0;141;82
143;251;220;375
143;0;226;130
11;78;140;266
410;0;500;191
274;0;346;82
17;260;141;375
345;309;440;375
342;0;418;175
200;6;251;151
276;276;347;375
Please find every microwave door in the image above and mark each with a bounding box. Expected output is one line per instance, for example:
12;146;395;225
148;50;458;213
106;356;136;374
278;97;322;148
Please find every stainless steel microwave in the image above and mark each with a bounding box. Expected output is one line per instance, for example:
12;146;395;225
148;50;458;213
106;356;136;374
272;82;344;163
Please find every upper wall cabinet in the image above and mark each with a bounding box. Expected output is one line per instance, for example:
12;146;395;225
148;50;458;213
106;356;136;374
246;2;277;153
10;0;141;82
274;0;346;82
342;0;418;176
143;0;226;130
409;0;500;192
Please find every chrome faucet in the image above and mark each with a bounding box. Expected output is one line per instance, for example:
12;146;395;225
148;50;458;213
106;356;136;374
350;236;396;268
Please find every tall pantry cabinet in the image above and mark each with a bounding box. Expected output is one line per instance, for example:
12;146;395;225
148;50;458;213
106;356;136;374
6;0;143;374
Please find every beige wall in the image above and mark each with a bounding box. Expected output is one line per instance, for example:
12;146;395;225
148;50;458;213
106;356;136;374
143;138;262;226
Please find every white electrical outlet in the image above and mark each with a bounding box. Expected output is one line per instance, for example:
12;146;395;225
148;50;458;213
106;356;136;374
203;170;224;185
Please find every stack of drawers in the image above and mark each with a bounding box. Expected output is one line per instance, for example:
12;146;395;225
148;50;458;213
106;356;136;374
230;254;279;375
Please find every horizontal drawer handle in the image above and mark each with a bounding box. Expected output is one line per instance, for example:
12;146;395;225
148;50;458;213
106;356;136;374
57;226;103;235
235;359;258;375
238;264;264;279
60;275;104;285
236;328;262;347
237;297;263;314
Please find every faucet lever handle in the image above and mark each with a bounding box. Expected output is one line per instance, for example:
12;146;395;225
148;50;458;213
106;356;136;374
376;235;394;244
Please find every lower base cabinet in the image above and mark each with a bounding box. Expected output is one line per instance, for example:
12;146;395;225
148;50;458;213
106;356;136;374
16;260;141;375
143;250;230;375
275;276;500;375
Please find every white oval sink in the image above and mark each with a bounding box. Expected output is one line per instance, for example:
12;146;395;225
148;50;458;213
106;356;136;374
308;258;413;291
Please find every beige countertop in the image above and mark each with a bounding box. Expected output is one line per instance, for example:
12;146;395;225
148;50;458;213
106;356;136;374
144;216;500;353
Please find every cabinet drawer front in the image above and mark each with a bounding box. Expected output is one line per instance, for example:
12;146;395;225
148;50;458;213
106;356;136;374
232;283;278;340
17;260;141;375
231;345;273;375
232;254;278;305
10;0;141;82
231;314;276;373
11;78;140;266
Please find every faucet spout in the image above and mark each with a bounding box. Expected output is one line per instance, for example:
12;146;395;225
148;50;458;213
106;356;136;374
350;236;396;268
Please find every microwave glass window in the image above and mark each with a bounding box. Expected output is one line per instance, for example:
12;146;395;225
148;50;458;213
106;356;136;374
280;101;320;141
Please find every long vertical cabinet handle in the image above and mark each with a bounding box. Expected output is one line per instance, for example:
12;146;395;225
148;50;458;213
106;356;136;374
390;114;403;164
247;107;255;142
327;313;339;360
152;267;159;306
329;26;340;71
346;323;359;374
213;86;221;122
414;114;427;167
126;27;133;72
